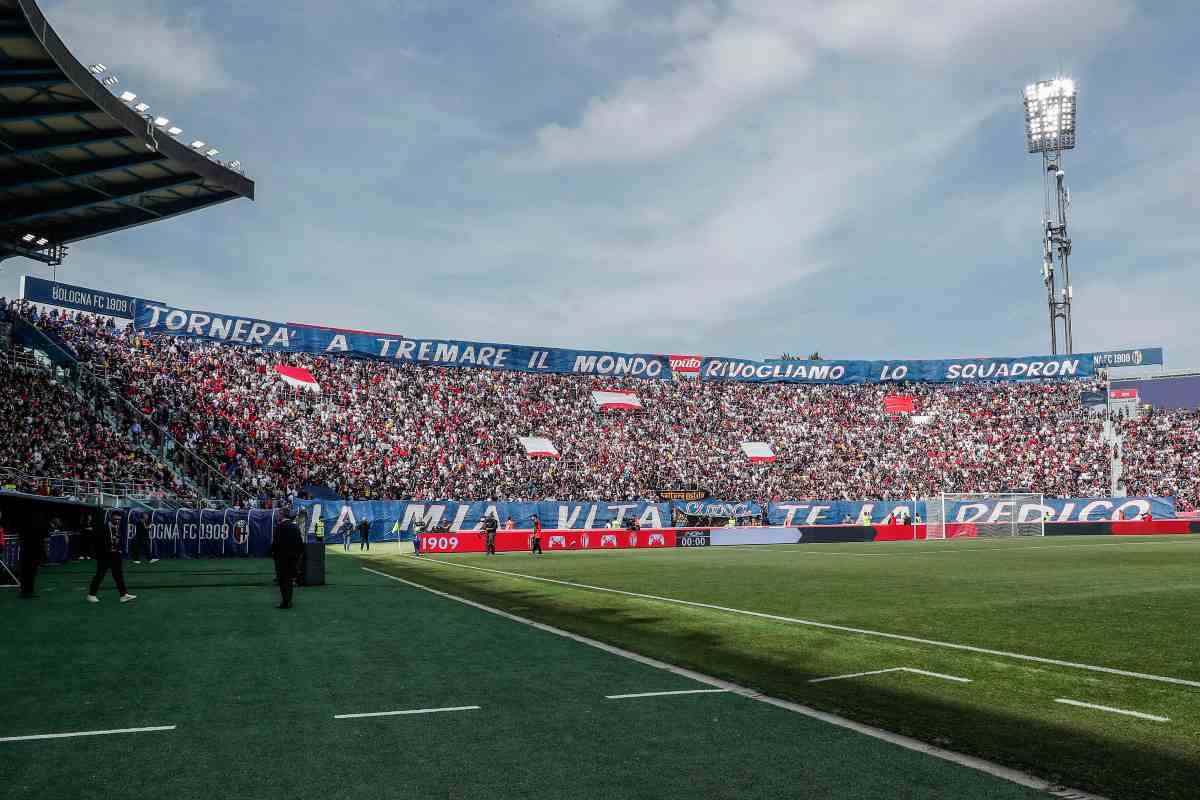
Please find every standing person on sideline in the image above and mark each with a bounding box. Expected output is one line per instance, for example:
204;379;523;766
412;519;427;557
482;512;499;555
130;511;157;564
357;518;371;551
87;510;136;604
270;507;304;610
529;513;543;556
17;517;50;599
340;519;353;552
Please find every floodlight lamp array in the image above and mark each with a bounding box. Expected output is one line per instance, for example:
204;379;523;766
1024;78;1077;153
103;71;246;172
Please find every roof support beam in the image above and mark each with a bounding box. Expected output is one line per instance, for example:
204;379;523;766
0;151;168;193
0;129;134;159
1;176;205;225
0;77;66;90
0;102;96;123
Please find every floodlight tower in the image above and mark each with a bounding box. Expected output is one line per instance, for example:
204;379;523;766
1023;78;1077;354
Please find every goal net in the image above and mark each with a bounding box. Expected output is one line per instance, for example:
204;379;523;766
924;492;1045;540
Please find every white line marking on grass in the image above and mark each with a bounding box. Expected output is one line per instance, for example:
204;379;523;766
810;668;905;683
905;668;972;684
413;557;1200;690
1054;699;1169;722
728;539;1199;558
0;725;176;743
810;668;971;684
334;706;480;720
362;566;1108;800
606;689;729;700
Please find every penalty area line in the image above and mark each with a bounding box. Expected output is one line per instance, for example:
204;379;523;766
809;667;971;685
334;706;480;720
606;689;729;700
0;725;176;743
1054;699;1169;723
361;566;1107;800
412;556;1200;690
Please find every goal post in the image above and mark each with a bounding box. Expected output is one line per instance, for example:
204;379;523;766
923;492;1046;540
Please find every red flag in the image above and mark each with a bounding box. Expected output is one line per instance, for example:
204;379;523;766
884;395;915;414
273;365;321;393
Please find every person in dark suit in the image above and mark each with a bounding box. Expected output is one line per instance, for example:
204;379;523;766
17;517;50;599
130;511;157;564
88;510;136;604
482;513;499;555
357;518;371;551
271;508;304;609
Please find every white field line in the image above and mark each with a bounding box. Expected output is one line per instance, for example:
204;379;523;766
361;566;1108;800
412;557;1200;690
811;667;971;685
724;538;1200;557
0;725;176;743
334;706;479;720
606;689;729;700
905;668;972;684
809;668;904;684
1054;699;1169;723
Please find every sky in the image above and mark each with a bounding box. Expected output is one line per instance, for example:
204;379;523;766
1;0;1197;365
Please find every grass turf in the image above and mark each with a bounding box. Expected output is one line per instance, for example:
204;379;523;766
358;535;1200;800
2;555;1046;800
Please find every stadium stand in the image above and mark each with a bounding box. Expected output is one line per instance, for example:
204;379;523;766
6;300;1121;506
1118;408;1200;511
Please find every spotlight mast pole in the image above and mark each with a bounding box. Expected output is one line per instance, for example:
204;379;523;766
1024;78;1077;355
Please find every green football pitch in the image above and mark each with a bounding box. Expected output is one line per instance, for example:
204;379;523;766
1;536;1197;800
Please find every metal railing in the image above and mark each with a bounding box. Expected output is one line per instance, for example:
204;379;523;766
0;469;162;506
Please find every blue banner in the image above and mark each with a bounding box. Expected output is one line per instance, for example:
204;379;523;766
134;299;1096;384
21;274;158;319
294;500;671;540
724;353;1095;383
136;302;671;378
120;509;274;557
1092;347;1164;368
768;496;1175;525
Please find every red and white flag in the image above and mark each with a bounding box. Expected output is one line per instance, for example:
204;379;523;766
273;365;321;393
591;390;642;411
884;394;915;414
518;436;560;459
740;442;775;463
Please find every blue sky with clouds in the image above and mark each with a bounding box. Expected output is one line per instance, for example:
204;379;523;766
1;0;1196;364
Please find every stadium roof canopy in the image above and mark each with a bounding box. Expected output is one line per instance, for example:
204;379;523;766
0;0;254;266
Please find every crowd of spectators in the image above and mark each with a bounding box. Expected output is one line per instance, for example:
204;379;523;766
1118;408;1200;511
1;304;1123;505
0;352;183;499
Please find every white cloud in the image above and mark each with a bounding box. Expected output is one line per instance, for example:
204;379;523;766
45;0;238;98
537;19;813;163
536;0;1133;166
529;0;625;25
742;0;1134;65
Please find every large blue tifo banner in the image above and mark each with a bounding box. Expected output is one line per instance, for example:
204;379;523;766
295;500;671;540
768;496;1175;526
20;274;160;320
296;496;1175;540
134;299;1099;385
